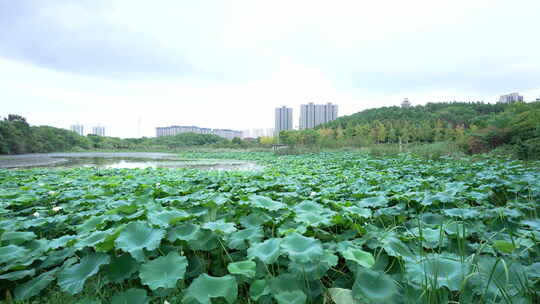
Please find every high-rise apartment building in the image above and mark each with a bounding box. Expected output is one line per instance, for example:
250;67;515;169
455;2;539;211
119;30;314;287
275;106;293;134
155;125;242;139
70;124;84;136
498;93;523;103
401;98;411;108
91;126;106;136
299;102;338;129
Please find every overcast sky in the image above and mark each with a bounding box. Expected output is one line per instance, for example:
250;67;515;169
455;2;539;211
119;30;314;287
1;0;539;138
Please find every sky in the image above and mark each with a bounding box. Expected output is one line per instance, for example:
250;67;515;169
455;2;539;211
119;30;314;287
1;0;539;138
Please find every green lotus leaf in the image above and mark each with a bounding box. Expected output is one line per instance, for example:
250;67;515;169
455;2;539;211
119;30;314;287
183;274;237;304
409;227;445;249
249;279;271;300
212;194;229;205
470;256;525;298
103;254;139;284
14;269;57;300
39;248;75;269
0;244;30;265
382;237;416;261
226;227;264;249
139;252;188;290
147;209;190;228
358;195;388;208
57;253;110;294
75;230;113;250
114;221;165;261
295;212;332;227
280;233;323;263
0;269;35;281
443;208;480;219
247;238;282;264
239;212;272;228
186;229;219;251
48;235;78;249
77;216;106;233
75;298;101;304
343;206;372;218
341;247;375;268
406;254;470;291
270;273;303;293
202;219;237;234
227;260;256;278
493;240;515;254
95;226;123;252
274;290;307;304
328;288;362;304
111;288;148;304
1;231;36;245
522;219;540;231
352;267;400;303
288;250;338;279
249;195;286;211
167;223;200;242
527;262;540;279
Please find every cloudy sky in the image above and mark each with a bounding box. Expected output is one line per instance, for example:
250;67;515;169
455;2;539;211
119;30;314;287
1;0;539;138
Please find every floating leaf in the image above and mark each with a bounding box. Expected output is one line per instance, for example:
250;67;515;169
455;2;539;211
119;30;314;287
352;267;400;303
274;290;307;304
58;253;110;294
280;233;323;263
14;269;57;300
114;221;165;261
249;195;286;211
328;288;362;304
139;252;188;290
103;254;139;284
202;220;237;234
111;288;148;304
247;238;282;264
1;231;36;245
183;274;237;304
0;269;35;281
493;240;515;254
341;247;375;268
358;196;388;208
227;260;256;278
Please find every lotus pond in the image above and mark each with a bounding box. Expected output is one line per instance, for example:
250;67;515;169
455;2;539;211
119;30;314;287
0;152;539;303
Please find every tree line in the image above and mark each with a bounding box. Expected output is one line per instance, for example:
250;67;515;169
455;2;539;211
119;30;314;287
0;115;233;154
278;101;540;159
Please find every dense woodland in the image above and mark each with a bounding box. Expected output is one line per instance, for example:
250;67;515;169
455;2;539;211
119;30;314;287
1;101;539;159
279;101;540;159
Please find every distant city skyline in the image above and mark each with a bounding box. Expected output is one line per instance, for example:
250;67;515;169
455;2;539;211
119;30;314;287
1;1;539;138
156;125;242;139
299;102;338;129
275;106;293;134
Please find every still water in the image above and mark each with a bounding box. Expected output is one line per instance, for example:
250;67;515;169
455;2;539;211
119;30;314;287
0;152;262;171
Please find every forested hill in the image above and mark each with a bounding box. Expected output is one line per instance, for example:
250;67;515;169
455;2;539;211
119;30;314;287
323;102;509;129
279;101;540;159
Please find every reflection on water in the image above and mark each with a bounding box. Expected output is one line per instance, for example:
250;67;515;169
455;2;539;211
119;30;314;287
58;157;261;171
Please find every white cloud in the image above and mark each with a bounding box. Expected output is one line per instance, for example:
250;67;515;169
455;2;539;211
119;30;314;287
1;0;539;138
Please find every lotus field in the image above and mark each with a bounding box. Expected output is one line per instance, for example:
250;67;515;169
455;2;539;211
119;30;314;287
0;152;539;304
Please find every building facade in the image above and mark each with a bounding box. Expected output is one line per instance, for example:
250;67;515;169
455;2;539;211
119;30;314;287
155;125;242;139
401;98;411;108
498;93;524;103
275;106;293;135
299;102;338;129
91;126;105;136
70;124;84;136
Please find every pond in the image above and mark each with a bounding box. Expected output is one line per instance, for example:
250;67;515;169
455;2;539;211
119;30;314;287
0;152;262;171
